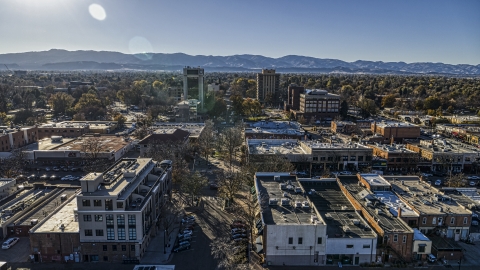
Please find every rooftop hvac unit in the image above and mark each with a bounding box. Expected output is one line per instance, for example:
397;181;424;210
279;183;286;190
295;187;303;194
295;201;302;208
281;198;290;206
343;226;351;233
302;201;310;209
311;215;319;223
325;213;333;220
352;219;360;225
341;205;347;210
269;198;278;206
274;175;280;182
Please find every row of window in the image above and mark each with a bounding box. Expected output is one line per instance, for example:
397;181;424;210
38;129;80;132
85;228;137;240
83;214;136;225
421;216;467;225
100;244;135;252
392;234;407;243
288;237;322;245
82;199;119;210
312;156;371;162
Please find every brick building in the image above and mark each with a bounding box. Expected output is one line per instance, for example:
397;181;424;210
0;126;38;152
284;84;304;111
292;90;340;122
257;69;280;105
367;143;421;173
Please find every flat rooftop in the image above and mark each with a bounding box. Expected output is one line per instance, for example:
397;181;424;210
53;136;129;152
0;189;56;224
383;177;471;216
302;141;371;150
375;121;418;128
369;144;418;154
15;188;79;226
246;121;304;136
255;173;314;225
359;174;391;187
247;139;307;155
24;138;76;151
338;176;413;233
374;191;419;218
413;228;430;241
410;139;479;155
33;197;79;233
152;123;205;138
300;180;376;238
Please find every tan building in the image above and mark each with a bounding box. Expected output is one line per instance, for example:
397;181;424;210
256;69;280;104
0;126;38;151
292;90;340;122
367;143;421;173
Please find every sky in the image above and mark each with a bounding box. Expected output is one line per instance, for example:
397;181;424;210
0;0;479;65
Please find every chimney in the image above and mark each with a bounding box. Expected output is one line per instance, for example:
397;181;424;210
397;207;402;218
390;135;394;145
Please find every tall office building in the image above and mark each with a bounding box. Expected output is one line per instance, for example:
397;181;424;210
183;67;204;110
256;69;280;104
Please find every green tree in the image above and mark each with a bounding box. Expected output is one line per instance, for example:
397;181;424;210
381;94;396;108
49;92;75;116
423;96;441;110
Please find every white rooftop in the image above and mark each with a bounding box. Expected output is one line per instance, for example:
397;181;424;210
360;174;391;187
374;191;418;218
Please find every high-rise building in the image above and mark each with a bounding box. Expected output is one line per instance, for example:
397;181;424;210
256;69;280;104
285;84;305;111
183;67;204;110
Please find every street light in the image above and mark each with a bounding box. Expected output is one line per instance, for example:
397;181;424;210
163;229;167;254
457;258;461;270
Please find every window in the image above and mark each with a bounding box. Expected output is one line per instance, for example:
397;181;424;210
95;229;104;236
346;245;354;248
121;245;126;251
363;244;370;248
94;200;102;207
131;245;135;251
128;215;136;226
103;256;108;262
451;217;455;224
103;245;107;251
82;200;90;207
438;217;443;225
288;237;293;244
107;228;115;240
83;215;92;222
90;255;99;262
317;237;323;244
320;157;326;161
432;217;436;225
105;199;113;211
327;157;333;161
117;202;124;209
358;156;364;161
393;234;398;242
403;235;407;243
118;228;126;240
298;237;303;245
94;215;103;222
84;229;93;236
418;245;426;253
112;245;117;251
117;214;125;226
422;217;427;224
313;157;318;161
129;228;137;240
106;214;114;226
464;217;468;224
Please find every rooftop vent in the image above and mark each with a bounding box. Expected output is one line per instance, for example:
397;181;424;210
281;198;290;206
269;198;278;206
295;201;302;208
311;215;319;223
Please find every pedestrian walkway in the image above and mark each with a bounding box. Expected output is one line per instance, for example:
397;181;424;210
141;223;181;264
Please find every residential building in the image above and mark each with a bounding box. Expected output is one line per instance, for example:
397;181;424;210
284;84;304;111
207;83;220;93
0;126;38;152
167;87;182;102
76;158;172;262
383;176;472;240
292;90;340;122
256;69;280;105
371;121;421;143
337;176;415;263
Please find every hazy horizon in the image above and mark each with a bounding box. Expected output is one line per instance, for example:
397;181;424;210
1;0;479;65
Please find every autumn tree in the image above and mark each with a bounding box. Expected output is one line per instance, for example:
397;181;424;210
180;172;208;205
381;94;396;108
49;92;75;116
218;126;243;168
445;173;466;188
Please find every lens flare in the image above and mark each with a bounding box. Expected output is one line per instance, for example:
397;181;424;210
89;4;106;21
128;36;153;60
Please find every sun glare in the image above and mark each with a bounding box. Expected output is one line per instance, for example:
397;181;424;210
89;4;106;21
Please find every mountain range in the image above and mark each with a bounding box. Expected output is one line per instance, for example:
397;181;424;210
0;49;479;75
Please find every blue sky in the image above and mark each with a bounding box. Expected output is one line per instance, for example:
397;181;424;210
1;0;479;64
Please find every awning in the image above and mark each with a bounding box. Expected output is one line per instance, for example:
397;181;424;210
418;244;427;247
255;236;263;254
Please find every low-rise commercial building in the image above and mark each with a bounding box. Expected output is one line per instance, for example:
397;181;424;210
291;90;340;122
244;121;305;140
371;121;420;143
0;126;38;152
367;143;421;173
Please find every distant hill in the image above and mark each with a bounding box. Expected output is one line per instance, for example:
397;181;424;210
0;49;479;75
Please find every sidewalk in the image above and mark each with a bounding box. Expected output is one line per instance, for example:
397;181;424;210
141;223;181;264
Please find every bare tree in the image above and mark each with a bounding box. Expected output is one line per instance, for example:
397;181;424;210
80;136;110;172
217;171;243;204
446;172;466;187
210;237;250;270
218;126;243;168
160;201;183;240
197;120;215;163
180;172;208;206
0;147;27;178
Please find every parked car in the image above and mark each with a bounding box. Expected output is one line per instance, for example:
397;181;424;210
178;235;192;242
45;167;51;172
2;237;19;249
231;228;246;234
434;180;442;186
178;231;193;239
27;174;36;181
339;171;352;175
178;240;190;246
50;175;59;180
231;234;247;240
61;175;73;181
421;173;433;177
40;174;49;180
173;243;191;253
181;216;195;223
467;176;480;180
53;167;60;172
427;254;436;263
470;181;476;186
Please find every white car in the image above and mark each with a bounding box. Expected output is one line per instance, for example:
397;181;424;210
467;176;480;180
340;171;352;175
61;175;73;181
470;181;476;187
421;173;433;177
434;180;442;186
2;237;19;249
